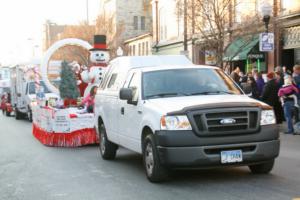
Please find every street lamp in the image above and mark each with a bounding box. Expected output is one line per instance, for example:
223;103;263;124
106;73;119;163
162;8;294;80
261;2;272;33
260;1;272;71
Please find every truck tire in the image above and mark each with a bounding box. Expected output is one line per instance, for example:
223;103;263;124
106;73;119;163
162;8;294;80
143;134;169;182
249;160;275;174
15;109;21;120
98;123;118;160
6;110;10;117
27;109;32;122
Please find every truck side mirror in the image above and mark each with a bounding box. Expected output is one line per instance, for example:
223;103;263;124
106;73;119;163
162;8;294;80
119;88;133;100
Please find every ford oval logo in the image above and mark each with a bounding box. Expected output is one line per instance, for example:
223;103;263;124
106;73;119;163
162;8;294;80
220;118;236;125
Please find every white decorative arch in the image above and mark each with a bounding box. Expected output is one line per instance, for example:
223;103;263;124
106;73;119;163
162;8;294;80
41;38;93;95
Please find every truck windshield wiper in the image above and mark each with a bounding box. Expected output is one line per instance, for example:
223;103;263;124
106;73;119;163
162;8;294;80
145;92;190;99
190;91;235;95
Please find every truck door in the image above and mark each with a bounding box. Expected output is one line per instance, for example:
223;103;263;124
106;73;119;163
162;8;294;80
118;71;143;152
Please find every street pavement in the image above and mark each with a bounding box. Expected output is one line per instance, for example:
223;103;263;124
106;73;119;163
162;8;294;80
0;113;300;200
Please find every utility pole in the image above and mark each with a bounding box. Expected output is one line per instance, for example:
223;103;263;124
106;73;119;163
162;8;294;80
86;0;89;25
155;0;159;51
183;0;188;51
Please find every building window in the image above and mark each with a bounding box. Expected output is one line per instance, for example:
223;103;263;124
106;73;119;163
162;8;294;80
129;46;132;56
134;16;138;30
133;45;136;56
142;42;145;55
281;0;300;14
138;43;141;56
146;42;149;55
141;16;146;30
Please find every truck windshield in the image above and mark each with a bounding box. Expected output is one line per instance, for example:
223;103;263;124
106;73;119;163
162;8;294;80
143;68;242;99
28;81;51;94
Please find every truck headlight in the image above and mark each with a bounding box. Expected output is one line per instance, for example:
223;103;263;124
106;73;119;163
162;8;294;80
260;110;276;125
160;115;192;130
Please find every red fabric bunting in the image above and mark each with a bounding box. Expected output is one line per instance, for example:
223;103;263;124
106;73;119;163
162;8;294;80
32;123;99;147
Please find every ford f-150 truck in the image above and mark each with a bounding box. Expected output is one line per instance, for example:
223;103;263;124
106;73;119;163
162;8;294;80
94;55;279;182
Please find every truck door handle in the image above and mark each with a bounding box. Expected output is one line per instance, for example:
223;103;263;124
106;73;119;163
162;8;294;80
121;107;124;115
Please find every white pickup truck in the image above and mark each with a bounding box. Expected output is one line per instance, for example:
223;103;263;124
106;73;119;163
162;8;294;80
94;55;279;182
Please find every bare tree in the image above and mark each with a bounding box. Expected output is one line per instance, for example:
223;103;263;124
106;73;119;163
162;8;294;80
177;0;262;67
95;13;125;58
50;21;96;66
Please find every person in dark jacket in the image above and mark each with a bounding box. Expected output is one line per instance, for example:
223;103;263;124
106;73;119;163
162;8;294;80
261;72;283;124
248;77;259;99
230;67;240;84
254;72;265;96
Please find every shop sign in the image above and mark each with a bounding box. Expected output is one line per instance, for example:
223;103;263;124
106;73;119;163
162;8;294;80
248;54;264;59
259;33;274;52
205;50;217;65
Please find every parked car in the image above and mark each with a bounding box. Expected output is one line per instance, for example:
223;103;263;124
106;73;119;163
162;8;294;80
94;55;279;182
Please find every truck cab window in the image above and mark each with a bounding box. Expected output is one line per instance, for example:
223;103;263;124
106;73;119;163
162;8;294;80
107;73;118;89
25;83;29;95
128;73;139;102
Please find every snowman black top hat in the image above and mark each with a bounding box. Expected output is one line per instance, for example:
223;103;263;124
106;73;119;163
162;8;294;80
90;35;109;51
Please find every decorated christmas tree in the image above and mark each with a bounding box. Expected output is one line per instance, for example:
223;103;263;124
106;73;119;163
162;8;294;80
59;61;80;103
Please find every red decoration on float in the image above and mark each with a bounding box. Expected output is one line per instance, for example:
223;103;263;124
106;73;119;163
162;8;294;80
32;123;99;147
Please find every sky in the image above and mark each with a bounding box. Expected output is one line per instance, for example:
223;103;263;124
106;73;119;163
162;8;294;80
0;0;101;65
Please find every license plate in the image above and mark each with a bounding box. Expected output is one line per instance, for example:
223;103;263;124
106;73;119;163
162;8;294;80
221;150;243;164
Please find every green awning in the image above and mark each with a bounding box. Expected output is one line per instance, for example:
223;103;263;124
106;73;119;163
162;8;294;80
224;35;259;61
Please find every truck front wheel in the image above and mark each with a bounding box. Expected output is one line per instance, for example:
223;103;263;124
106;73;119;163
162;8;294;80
98;123;118;160
27;108;32;122
143;134;169;182
249;160;275;174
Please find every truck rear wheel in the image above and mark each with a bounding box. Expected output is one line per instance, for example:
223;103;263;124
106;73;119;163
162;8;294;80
15;109;21;120
27;109;32;122
5;110;10;116
98;123;118;160
249;160;275;174
143;134;169;182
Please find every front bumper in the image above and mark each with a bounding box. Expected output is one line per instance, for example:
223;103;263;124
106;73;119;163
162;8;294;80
154;125;280;168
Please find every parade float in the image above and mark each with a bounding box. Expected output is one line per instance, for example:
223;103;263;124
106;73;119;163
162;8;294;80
32;35;110;147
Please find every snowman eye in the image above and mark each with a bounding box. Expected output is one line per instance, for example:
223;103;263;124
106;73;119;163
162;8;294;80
96;53;99;56
101;53;104;56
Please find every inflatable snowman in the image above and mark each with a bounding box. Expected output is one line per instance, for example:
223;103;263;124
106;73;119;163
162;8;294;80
81;35;110;97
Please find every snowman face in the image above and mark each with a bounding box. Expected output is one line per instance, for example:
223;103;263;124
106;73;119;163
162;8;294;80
90;50;110;64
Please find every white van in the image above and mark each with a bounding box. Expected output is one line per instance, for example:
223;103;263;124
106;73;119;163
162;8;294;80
10;65;59;121
94;55;279;182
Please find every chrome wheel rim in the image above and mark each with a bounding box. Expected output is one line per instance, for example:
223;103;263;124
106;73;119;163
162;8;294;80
145;143;154;176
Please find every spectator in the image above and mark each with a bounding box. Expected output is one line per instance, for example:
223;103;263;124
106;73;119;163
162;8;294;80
282;66;291;78
292;64;300;122
275;71;284;88
241;76;252;94
82;86;98;113
261;72;283;124
230;67;240;84
254;72;265;96
275;66;284;86
278;75;299;134
247;77;259;99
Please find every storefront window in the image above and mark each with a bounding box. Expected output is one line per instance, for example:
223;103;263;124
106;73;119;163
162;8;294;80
281;0;300;14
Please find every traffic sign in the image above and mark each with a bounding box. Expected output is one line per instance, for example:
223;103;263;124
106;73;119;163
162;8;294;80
259;33;274;52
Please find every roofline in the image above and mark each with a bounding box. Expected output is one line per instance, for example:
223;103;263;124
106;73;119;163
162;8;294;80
124;33;153;44
134;64;220;71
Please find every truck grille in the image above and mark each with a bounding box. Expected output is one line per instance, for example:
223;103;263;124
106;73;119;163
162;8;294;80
189;108;260;136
